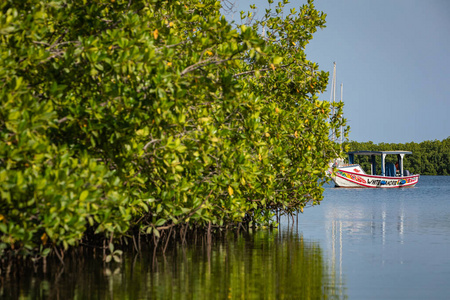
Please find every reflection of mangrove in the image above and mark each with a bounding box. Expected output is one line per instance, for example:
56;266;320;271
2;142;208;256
1;230;347;299
1;247;113;300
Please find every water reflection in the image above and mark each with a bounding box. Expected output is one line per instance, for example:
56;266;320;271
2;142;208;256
322;189;412;244
1;229;347;299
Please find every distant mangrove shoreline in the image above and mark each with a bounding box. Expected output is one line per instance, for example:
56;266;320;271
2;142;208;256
345;137;450;175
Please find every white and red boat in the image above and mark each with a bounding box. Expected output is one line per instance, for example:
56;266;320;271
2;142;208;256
329;151;420;188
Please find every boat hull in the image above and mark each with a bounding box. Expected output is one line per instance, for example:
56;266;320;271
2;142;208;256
331;168;419;188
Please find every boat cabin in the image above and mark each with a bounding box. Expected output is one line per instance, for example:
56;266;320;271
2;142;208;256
347;150;412;177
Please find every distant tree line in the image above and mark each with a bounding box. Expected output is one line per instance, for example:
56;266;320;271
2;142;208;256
344;137;450;175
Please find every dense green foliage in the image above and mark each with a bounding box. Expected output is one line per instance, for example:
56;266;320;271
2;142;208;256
0;0;346;258
346;137;450;175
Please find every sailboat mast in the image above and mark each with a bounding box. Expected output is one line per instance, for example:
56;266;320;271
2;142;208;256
330;62;336;142
340;83;343;145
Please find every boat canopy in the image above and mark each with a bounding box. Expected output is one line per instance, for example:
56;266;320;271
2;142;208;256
347;150;412;177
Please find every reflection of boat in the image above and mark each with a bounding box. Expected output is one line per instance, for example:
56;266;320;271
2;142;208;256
330;151;420;188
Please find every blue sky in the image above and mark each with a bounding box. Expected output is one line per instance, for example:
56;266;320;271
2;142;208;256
226;0;450;144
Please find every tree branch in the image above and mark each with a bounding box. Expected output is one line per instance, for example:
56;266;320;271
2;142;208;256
233;63;294;77
180;57;239;77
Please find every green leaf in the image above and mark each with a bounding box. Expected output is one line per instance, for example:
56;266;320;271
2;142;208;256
273;56;283;65
80;190;89;202
155;219;166;226
41;248;51;257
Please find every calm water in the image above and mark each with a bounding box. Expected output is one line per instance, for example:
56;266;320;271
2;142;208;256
291;175;450;300
2;176;450;299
